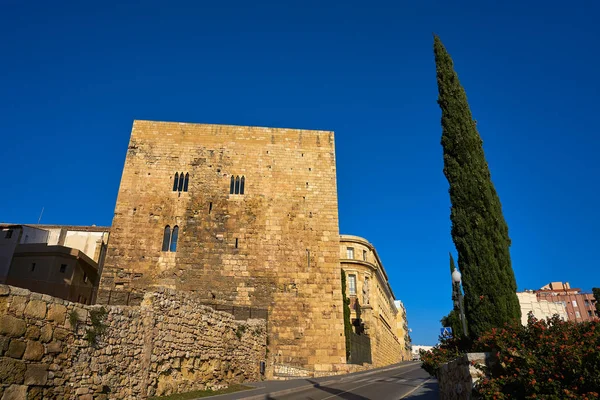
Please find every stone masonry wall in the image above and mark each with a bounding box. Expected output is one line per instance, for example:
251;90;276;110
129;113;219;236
372;316;404;367
0;285;266;399
437;353;492;400
98;120;346;370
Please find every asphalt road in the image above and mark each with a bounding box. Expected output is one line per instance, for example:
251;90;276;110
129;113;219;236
265;362;437;400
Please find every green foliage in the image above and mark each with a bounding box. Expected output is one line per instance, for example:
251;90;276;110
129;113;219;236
473;315;600;399
593;288;600;315
68;309;80;329
441;310;463;340
434;35;521;338
420;336;464;377
85;307;108;346
235;324;246;339
341;270;352;360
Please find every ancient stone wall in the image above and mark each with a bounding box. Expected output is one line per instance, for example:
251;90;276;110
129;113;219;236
0;285;266;399
98;120;346;369
437;353;492;400
371;316;404;367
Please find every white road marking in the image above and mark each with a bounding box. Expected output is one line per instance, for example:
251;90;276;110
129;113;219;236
398;377;433;399
317;365;424;400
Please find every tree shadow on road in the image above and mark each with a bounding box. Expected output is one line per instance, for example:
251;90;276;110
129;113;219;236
400;380;439;399
295;379;371;400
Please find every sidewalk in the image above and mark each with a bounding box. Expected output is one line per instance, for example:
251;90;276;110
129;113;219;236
201;361;422;400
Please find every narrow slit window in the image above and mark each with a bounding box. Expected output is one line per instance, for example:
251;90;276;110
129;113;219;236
178;172;184;192
60;264;67;273
183;173;189;192
230;176;235;194
173;173;179;191
31;263;36;272
234;176;240;194
209;202;213;214
240;176;245;194
162;225;171;251
170;226;179;252
235;238;238;248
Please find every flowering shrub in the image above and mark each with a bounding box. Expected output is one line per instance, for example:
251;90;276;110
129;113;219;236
473;315;600;399
419;336;464;377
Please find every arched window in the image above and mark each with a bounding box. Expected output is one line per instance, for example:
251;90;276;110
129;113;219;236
235;176;240;194
240;176;245;194
170;226;179;252
183;173;189;192
162;226;171;251
178;172;184;192
230;176;235;194
173;173;179;192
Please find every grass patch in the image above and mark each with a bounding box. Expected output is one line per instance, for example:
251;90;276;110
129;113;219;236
148;384;252;399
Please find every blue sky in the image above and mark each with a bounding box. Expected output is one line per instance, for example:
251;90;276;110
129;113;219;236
1;0;599;345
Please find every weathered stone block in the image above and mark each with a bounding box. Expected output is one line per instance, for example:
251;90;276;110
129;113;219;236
24;341;44;361
24;300;47;319
52;327;69;341
0;358;26;384
7;340;26;359
27;387;43;400
0;315;26;337
25;326;41;340
0;336;10;355
46;341;62;353
0;385;27;400
0;285;9;296
47;304;67;324
8;296;27;317
25;363;48;385
39;324;53;343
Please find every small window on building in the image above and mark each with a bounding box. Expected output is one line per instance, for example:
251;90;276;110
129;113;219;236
363;250;367;261
83;272;88;283
173;173;179;191
60;264;67;273
170;226;179;252
178;172;184;192
573;300;578;308
588;310;593;317
348;274;357;296
235;238;239;248
162;226;171;252
585;300;590;307
575;311;581;318
183;173;189;192
347;247;354;259
31;263;36;272
230;175;246;195
5;230;13;239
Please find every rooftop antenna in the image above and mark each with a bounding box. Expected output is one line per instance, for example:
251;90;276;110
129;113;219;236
37;206;44;224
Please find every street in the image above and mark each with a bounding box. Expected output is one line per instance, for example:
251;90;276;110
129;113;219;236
268;362;436;400
213;362;438;400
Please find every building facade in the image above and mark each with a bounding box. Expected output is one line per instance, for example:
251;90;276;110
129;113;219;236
340;235;410;366
0;224;109;304
516;291;568;325
536;282;598;322
98;120;346;371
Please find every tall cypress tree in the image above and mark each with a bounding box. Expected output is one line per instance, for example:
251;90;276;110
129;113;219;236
434;35;521;338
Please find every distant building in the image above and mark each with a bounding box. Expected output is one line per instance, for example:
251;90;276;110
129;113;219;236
0;224;109;304
516;291;568;325
340;234;411;366
536;282;598;322
412;345;434;360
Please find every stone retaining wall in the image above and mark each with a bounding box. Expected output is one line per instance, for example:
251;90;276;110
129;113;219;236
437;352;493;400
0;285;266;399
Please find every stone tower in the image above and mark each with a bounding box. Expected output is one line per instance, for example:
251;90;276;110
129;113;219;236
98;120;346;369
